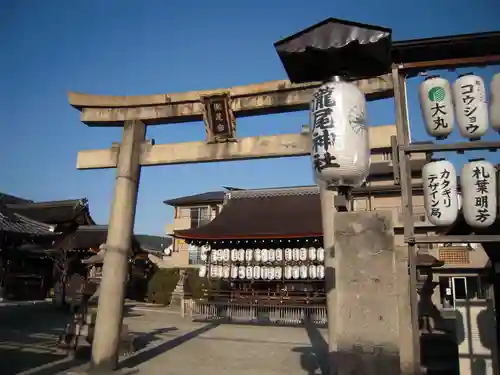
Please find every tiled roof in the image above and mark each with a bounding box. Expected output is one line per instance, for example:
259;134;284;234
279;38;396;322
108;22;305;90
0;210;56;236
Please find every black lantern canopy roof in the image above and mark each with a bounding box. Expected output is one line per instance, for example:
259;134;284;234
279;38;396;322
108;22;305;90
274;18;393;83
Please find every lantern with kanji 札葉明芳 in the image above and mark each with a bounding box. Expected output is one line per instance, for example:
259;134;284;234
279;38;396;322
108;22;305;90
461;159;497;228
419;76;454;139
452;73;489;140
423;160;459;226
310;77;370;187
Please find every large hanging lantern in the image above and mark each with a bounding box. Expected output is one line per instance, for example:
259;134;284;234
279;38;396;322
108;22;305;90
275;248;283;262
222;265;230;279
423;160;459;226
310;77;370;187
254;248;262;262
308;247;317;261
253;266;261;279
268;249;276;263
453;73;489;140
199;265;207;278
461;159;497;228
419;76;454;139
491;73;500;132
230;266;238;279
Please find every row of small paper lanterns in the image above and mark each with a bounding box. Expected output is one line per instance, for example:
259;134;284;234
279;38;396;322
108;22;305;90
201;248;325;263
419;73;500;140
199;265;326;280
423;158;496;228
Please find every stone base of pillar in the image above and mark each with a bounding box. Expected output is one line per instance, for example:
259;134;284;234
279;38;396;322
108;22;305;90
169;270;186;312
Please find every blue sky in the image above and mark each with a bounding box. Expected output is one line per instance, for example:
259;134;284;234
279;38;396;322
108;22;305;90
1;0;499;236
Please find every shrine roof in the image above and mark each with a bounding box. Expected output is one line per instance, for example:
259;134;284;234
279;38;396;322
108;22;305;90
0;209;57;237
174;186;322;241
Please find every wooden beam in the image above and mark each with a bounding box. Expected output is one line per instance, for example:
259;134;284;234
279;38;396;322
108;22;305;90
69;74;393;126
77;125;396;170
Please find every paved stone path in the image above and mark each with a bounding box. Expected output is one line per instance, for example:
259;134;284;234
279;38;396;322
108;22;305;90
0;302;328;375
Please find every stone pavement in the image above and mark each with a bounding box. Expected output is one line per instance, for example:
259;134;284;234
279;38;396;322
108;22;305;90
65;305;329;375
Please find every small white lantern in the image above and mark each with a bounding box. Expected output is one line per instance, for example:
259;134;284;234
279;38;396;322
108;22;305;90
210;265;218;278
261;249;269;263
223;249;230;262
230;266;238;279
419;75;454;139
254;248;262;262
210;251;217;264
268;249;276;263
292;248;300;261
237;249;245;262
275;248;283;262
216;249;224;262
299;248;307;261
292;266;300;279
308;247;317;261
274;267;282;279
200;248;208;262
199;265;207;278
453;73;489;140
245;266;253;279
299;265;308;279
245;249;253;262
230;249;238;262
261;266;269;279
284;266;292;279
317;248;325;263
253;266;261;279
310;77;370;187
238;266;246;279
491;73;500;132
284;248;292;262
222;265;230;279
423;160;459;226
461;159;497;228
268;268;275;280
317;265;325;279
309;265;317;279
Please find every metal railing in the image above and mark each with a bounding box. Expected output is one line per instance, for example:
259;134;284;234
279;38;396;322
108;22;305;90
183;299;327;326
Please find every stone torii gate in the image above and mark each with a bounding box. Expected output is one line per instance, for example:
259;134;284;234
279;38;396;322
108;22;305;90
68;74;393;371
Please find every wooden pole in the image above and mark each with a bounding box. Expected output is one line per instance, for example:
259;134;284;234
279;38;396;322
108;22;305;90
90;120;145;371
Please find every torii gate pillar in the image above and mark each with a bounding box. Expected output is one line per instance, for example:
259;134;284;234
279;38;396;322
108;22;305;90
90;120;145;371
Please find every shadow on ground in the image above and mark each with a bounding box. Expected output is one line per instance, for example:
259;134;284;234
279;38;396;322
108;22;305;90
119;322;220;369
292;320;329;375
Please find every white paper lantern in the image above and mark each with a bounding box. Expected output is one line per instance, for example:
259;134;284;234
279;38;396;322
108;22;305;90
419;75;454;139
491;73;500;132
210;265;217;278
275;248;283;262
261;266;269;279
284;248;292;262
423;160;459;226
268;268;275;280
284;266;292;279
246;266;253;279
223;249;230;262
453;73;489;140
238;266;246;279
222;265;230;279
274;267;282;279
230;266;238;279
200;248;208;262
292;248;300;261
268;249;276;263
254;248;262;262
210;251;217;264
230;249;238;262
309;265;317;279
317;265;325;279
461;159;497;228
299;265;308;279
317;248;325;263
310;78;370;187
253;266;261;279
308;247;317;261
292;266;300;279
261;249;269;263
299;248;307;262
217;265;224;278
199;265;207;278
237;249;245;262
216;249;224;262
245;249;253;262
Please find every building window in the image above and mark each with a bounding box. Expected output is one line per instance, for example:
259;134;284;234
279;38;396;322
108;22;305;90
188;245;204;265
190;206;211;228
